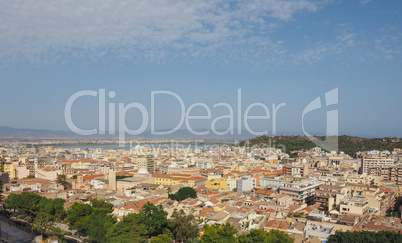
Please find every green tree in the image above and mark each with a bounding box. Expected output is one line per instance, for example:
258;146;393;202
200;223;238;243
57;174;69;189
38;197;66;220
151;234;174;243
328;230;402;243
265;229;294;243
87;210;116;243
238;229;266;243
168;209;199;242
169;187;197;201
31;211;54;238
64;202;92;232
90;198;114;214
139;202;168;237
3;193;19;212
106;213;148;243
4;192;42;216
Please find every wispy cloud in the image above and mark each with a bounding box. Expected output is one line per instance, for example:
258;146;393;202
0;0;400;67
0;0;320;65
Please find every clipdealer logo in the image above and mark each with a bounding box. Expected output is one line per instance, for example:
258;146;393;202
64;88;339;151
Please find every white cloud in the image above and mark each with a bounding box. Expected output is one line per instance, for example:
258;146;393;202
0;0;400;67
0;0;320;65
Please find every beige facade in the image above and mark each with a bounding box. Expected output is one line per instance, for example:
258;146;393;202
137;155;155;173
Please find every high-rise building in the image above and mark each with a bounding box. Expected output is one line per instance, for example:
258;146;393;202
28;156;48;176
137;155;155;173
360;157;394;174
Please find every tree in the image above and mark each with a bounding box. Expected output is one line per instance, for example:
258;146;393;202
3;192;42;216
168;209;199;242
169;187;197;201
38;197;66;220
57;174;69;189
90;198;114;214
265;229;294;243
106;213;148;243
31;211;54;238
328;230;402;243
200;223;238;243
238;229;266;243
87;210;116;243
64;202;92;232
106;203;168;241
139;202;168;237
151;234;174;243
3;193;19;212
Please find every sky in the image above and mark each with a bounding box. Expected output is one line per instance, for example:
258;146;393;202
0;0;401;138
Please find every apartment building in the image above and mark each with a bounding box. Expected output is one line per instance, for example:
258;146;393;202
279;178;322;205
314;184;349;212
28;156;48;175
368;165;402;186
282;163;308;177
360;157;394;174
339;197;369;217
260;176;284;190
137;155;155;173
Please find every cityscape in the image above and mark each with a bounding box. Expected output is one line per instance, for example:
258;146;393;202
1;1;402;243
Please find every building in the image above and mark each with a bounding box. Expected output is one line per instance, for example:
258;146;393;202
35;167;61;181
237;176;252;192
368;165;402;186
206;179;228;191
260;176;283;189
153;173;206;187
15;165;30;179
279;178;322;205
314;184;348;212
109;169;117;190
197;160;212;169
282;164;308;177
28;156;48;176
360;157;394;174
3;163;16;179
137;155;155;173
339;197;368;217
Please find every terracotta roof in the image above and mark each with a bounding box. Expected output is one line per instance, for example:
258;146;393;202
255;189;275;196
267;220;290;230
209;198;220;204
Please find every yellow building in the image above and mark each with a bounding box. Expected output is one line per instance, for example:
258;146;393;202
4;163;16;179
206;179;228;191
268;159;279;164
153;173;206;187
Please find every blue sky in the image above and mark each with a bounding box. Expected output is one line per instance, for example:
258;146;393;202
0;0;401;138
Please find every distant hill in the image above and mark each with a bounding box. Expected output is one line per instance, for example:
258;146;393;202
0;126;74;138
240;135;402;156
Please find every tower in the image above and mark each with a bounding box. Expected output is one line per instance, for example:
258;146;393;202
109;169;117;190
